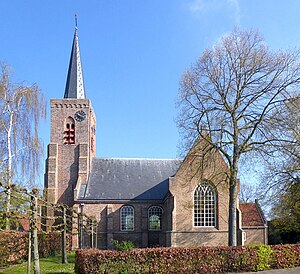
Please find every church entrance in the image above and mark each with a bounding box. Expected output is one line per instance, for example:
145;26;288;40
148;232;160;247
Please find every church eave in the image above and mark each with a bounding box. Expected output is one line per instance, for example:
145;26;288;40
75;198;165;204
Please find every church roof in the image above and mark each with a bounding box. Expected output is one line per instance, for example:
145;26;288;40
78;158;181;201
240;202;267;227
64;24;86;99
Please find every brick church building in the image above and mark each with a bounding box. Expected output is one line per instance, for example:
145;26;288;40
44;26;268;249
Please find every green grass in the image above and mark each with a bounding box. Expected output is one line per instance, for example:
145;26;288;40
0;252;75;274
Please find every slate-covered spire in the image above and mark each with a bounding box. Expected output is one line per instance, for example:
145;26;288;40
64;16;86;99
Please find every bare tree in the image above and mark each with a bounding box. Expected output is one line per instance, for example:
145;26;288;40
260;97;300;186
177;29;300;246
239;182;258;203
0;63;46;230
251;97;300;217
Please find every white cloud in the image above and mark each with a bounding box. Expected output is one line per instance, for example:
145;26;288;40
188;0;241;26
227;0;241;25
189;0;206;13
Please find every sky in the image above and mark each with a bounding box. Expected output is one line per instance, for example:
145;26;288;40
1;0;300;186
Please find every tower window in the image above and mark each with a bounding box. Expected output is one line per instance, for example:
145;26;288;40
64;117;75;144
194;183;216;227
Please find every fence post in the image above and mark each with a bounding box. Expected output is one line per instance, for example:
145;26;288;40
31;188;40;274
61;205;68;264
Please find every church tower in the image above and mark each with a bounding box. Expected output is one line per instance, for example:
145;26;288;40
44;23;96;206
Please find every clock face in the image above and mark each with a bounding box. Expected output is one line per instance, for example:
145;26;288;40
74;110;86;122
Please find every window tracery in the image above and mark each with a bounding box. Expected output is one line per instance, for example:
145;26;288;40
148;206;163;230
194;183;216;227
120;205;134;231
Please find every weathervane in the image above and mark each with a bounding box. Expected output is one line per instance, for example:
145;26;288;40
75;14;78;29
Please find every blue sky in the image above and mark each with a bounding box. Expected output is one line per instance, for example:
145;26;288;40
1;0;300;185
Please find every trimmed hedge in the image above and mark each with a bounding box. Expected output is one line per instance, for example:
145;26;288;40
0;231;72;267
270;244;300;269
0;231;28;267
75;244;300;274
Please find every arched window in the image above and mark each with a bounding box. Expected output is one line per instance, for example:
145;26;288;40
148;206;163;231
120;205;134;231
194;183;216;227
64;117;75;144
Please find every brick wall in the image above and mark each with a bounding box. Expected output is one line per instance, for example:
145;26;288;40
243;227;268;245
80;202;167;249
169;138;234;247
44;99;96;206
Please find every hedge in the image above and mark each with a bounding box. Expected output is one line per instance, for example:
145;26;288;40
0;231;72;267
75;244;300;274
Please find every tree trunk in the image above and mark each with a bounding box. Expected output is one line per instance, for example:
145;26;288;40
228;152;239;246
91;220;94;248
94;221;98;248
78;213;82;248
27;229;32;274
228;181;238;246
4;110;13;230
4;186;11;230
31;190;40;274
62;206;68;264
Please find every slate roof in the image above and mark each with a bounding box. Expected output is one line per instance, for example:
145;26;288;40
78;158;181;201
240;202;266;227
64;26;86;99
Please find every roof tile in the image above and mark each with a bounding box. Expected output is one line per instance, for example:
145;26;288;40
80;158;181;201
240;202;264;227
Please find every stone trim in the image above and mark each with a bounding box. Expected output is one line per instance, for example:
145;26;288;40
242;226;266;229
165;230;228;233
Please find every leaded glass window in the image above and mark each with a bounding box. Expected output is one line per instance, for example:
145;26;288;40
120;205;134;231
194;183;216;227
148;206;163;230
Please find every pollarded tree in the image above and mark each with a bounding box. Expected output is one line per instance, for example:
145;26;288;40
177;29;300;246
0;63;46;230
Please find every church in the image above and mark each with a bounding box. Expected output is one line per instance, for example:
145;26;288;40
44;26;268;249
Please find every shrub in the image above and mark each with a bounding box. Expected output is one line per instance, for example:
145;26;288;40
255;244;273;271
75;246;256;274
38;231;72;257
112;240;135;251
75;244;300;274
0;231;72;267
270;244;300;269
0;231;28;267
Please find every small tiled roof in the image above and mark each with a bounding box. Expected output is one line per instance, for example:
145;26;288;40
79;158;181;201
18;218;30;231
240;202;266;227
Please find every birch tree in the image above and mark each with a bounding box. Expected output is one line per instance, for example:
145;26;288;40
0;63;46;230
177;29;300;246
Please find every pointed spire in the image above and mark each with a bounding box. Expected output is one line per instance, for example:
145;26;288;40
64;15;86;99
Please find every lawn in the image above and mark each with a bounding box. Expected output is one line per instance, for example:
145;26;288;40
0;252;75;274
